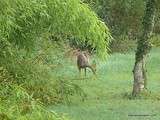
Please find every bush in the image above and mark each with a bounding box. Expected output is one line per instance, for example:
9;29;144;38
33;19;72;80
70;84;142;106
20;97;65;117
0;80;70;120
0;50;78;119
1;36;87;103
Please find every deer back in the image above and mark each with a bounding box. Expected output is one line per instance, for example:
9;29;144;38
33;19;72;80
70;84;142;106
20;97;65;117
77;53;89;68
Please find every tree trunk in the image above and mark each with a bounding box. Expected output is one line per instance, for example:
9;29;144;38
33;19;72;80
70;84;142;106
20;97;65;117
132;0;156;96
142;57;147;89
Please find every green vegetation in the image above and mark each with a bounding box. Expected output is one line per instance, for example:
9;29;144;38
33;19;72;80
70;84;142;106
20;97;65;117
51;48;160;120
0;0;111;119
85;0;160;53
0;0;111;58
0;0;160;119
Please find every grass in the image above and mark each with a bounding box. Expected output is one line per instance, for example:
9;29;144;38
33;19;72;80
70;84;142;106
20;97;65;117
50;48;160;120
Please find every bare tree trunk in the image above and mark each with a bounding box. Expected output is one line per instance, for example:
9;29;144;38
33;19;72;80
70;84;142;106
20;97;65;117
142;57;147;89
132;0;156;96
133;59;144;96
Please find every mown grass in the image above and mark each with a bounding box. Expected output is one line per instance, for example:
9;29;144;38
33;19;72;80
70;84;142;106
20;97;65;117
50;48;160;120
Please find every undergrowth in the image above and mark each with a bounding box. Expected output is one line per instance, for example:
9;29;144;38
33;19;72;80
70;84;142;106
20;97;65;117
0;38;85;119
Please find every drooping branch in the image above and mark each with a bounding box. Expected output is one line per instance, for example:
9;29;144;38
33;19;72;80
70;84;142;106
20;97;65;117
0;0;111;59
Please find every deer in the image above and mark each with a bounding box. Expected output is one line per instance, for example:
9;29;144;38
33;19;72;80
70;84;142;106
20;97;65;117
77;51;96;76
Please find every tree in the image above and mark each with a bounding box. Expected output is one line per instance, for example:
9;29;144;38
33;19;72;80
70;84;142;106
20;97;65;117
0;1;111;118
0;0;111;60
84;0;147;52
132;0;156;96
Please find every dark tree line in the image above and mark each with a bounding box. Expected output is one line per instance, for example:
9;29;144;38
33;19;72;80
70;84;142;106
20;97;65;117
85;0;160;52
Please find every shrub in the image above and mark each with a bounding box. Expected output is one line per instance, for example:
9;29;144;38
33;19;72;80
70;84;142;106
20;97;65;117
0;36;87;104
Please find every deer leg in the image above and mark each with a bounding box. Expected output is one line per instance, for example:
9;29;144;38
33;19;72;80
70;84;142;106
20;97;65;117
85;68;86;76
78;67;81;76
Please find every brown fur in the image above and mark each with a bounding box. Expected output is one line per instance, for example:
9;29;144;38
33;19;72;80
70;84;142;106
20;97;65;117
77;52;96;76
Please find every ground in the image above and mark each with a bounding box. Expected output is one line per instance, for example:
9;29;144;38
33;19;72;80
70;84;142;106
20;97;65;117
50;48;160;120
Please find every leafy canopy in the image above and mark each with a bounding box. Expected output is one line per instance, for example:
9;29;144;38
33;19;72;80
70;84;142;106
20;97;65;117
0;0;111;59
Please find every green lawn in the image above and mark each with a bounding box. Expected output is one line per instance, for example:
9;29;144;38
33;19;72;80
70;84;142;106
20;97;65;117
50;48;160;120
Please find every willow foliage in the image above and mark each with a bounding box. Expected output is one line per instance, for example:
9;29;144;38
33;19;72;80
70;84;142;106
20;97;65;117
0;0;111;59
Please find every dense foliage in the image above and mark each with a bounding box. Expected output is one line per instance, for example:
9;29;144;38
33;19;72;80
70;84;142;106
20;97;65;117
1;0;159;119
0;0;111;58
0;0;111;119
85;0;160;52
0;65;72;120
